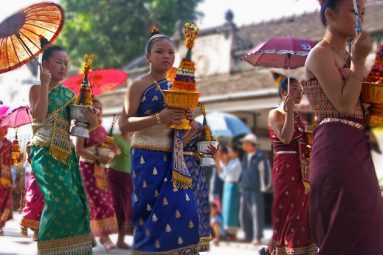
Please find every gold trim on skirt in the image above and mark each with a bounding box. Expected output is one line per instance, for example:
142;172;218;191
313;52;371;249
37;233;92;255
90;216;119;237
20;218;40;230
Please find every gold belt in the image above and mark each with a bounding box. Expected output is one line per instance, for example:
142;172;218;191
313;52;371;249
184;151;201;159
275;151;298;155
319;118;364;130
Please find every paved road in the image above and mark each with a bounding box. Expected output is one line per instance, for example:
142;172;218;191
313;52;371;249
0;213;271;254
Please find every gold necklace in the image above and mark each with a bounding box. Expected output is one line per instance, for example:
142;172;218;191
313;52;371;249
149;73;165;97
48;83;61;92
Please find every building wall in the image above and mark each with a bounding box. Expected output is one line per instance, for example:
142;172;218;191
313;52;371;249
186;33;233;78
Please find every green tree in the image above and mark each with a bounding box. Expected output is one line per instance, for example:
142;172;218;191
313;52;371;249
57;0;203;69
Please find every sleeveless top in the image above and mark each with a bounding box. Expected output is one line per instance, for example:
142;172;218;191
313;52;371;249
131;79;173;152
31;85;76;163
269;112;307;153
301;57;364;121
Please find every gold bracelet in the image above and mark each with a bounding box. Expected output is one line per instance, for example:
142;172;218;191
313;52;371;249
155;113;161;125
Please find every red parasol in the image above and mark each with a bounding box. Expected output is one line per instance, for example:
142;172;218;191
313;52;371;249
0;106;32;128
62;69;128;96
0;2;65;74
242;36;317;69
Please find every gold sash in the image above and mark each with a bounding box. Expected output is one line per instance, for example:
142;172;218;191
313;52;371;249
31;112;73;164
131;124;172;152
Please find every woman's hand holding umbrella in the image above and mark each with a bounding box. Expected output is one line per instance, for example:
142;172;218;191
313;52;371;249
352;32;372;66
39;64;51;88
283;83;297;113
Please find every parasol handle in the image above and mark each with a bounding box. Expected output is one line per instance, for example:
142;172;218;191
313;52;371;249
16;34;41;66
353;0;363;33
284;55;291;112
16;34;44;85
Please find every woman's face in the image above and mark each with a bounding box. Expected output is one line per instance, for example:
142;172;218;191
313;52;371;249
328;0;365;37
42;50;70;82
147;40;175;72
290;81;303;104
281;81;303;104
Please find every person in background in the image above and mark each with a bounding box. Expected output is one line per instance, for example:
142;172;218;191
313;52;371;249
209;168;224;210
106;129;133;249
76;98;119;251
214;146;241;241
262;77;317;255
210;201;225;246
20;143;44;241
239;133;272;245
183;122;217;252
0;126;13;235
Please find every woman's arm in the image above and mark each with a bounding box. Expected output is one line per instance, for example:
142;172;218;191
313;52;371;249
29;65;51;122
268;108;294;144
75;137;111;165
306;33;372;115
119;79;185;132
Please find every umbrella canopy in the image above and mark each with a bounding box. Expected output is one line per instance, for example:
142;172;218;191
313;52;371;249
0;2;65;74
62;69;128;96
0;106;10;117
195;111;251;137
0;106;32;128
242;36;317;69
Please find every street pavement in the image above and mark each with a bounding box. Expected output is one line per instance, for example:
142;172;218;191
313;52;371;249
0;213;272;255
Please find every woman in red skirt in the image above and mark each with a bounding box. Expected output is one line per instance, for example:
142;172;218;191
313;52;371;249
264;77;317;255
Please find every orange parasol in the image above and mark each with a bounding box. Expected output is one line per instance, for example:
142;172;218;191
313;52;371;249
0;2;65;74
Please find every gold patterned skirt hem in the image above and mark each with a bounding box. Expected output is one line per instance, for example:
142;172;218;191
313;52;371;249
90;216;119;237
132;144;171;152
20;218;40;230
268;241;318;255
132;244;199;255
37;233;92;255
198;236;211;252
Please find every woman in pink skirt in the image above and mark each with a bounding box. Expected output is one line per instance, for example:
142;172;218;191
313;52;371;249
76;98;119;251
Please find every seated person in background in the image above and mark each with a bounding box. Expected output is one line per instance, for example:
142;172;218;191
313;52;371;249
210;202;225;246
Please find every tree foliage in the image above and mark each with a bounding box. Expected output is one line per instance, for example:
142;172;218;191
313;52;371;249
57;0;203;69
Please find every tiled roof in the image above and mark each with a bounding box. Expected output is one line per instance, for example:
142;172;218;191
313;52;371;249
235;2;383;53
